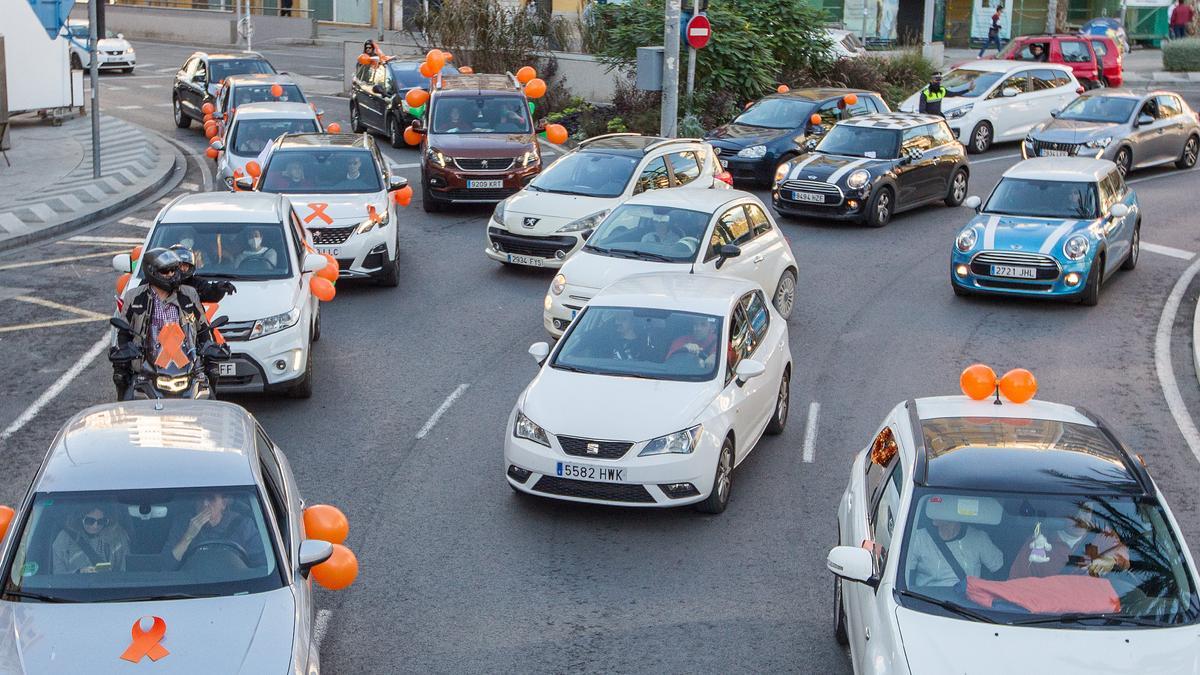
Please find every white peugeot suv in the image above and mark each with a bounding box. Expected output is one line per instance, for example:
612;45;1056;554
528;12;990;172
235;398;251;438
114;192;327;397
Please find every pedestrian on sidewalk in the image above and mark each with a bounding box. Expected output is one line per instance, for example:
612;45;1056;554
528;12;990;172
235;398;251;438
979;6;1004;57
1170;0;1193;39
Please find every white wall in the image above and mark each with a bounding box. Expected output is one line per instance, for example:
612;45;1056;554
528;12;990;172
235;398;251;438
2;0;74;113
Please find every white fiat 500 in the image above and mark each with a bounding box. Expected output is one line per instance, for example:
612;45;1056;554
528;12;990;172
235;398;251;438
506;273;792;514
115;192;326;398
214;102;322;189
543;189;798;338
486;134;730;269
828;368;1200;674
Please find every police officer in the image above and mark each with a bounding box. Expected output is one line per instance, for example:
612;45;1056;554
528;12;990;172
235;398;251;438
918;73;948;117
169;244;236;304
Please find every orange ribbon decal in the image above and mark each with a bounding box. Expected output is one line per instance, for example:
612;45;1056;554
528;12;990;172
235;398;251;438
366;204;382;224
304;203;333;225
120;616;170;663
203;303;226;345
154;322;190;370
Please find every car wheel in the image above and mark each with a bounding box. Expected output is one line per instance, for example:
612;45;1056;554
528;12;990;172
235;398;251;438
865;187;892;228
944;168;968;207
377;234;401;287
1079;255;1102;306
765;369;790;435
1176;135;1198;170
421;188;444;213
121;67;134;74
287;343;314;399
388;115;404;149
952;281;970;297
969;122;992;154
1121;221;1140;271
173;95;191;129
834;569;849;646
312;306;321;343
773;269;797;320
696;438;734;515
350;103;366;133
1114;147;1132;176
70;53;82;70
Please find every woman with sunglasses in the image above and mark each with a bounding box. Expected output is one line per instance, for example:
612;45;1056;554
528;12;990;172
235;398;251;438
51;505;130;574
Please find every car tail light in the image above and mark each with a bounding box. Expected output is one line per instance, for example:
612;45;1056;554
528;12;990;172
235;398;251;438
716;170;733;186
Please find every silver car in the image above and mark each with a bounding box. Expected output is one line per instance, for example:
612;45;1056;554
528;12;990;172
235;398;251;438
1023;89;1200;175
0;400;349;673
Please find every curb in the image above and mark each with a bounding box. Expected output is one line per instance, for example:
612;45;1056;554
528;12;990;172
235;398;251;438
1193;294;1200;389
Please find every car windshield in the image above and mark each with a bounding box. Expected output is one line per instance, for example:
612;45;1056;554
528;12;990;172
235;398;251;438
941;68;1005;98
431;96;531;134
69;25;118;39
984;177;1099;218
146;221;292;280
390;62;460;89
1056;96;1137;124
553;307;723;382
230;118;319;156
260;149;381;194
733;98;815;129
2;487;283;603
232;84;306;107
584;204;711;263
529;152;639;198
816;125;899;159
211;59;274;82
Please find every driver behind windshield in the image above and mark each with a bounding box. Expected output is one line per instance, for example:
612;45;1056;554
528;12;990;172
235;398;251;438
234;228;279;269
640;214;682;244
169;491;266;567
905;512;1003;588
665;316;719;367
52;504;130;574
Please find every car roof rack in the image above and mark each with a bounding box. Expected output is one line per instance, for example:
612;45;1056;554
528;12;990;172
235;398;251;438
577;132;642;147
432;71;522;92
642;137;704;154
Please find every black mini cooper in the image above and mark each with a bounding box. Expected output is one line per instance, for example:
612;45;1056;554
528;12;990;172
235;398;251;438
772;112;969;227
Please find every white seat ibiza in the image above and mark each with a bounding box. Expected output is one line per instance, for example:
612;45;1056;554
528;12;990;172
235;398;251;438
506;273;792;514
213;102;322;190
543;188;798;338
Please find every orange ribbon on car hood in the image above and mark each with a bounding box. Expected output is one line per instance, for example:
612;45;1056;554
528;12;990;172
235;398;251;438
154;323;190;370
120;616;170;663
304;203;333;225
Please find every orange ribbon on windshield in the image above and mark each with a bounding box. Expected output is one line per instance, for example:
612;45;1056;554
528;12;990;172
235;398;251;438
304;203;333;225
120;616;170;663
203;303;226;345
154;323;190;370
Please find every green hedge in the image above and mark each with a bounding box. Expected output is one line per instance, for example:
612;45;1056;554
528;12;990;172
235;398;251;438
1163;38;1200;72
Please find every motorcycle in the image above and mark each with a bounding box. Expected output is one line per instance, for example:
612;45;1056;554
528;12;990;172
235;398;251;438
109;315;231;401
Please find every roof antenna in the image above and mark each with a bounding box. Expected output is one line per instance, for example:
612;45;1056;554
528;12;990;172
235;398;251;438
993;383;1002;406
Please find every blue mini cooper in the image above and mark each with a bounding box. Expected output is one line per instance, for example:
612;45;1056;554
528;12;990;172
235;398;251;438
951;157;1139;305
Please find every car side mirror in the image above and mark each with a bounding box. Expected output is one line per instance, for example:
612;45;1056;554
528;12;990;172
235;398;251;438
1002;86;1020;97
209;316;230;330
529;341;550;364
298;539;334;576
372;84;386;95
302;253;327;273
827;545;877;586
210;140;225;152
803;138;819;152
734;359;766;386
388;175;409;190
110;316;135;334
963;195;982;211
1050;108;1060;118
112;252;133;273
714;244;741;269
1137;114;1154;127
235;176;255;191
1110;203;1130;218
411;119;426;133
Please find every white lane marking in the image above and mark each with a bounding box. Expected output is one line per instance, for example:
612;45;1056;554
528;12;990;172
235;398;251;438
1154;255;1200;466
115;105;143;110
389;162;420;169
66;235;144;245
1143;242;1195;260
0;250;126;271
0;316;108;333
970;153;1022;165
106;86;127;91
313;609;333;652
12;295;109;319
119;216;152;228
140;84;161;89
415;383;469;439
801;401;820;463
0;333;109;442
180;182;200;192
153;103;173;108
1127;169;1196;185
155;67;177;73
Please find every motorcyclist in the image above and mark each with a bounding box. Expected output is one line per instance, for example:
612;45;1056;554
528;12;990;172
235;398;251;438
170;244;237;303
109;247;221;399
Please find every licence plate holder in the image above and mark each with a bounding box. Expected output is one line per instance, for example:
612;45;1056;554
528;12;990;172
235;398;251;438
556;462;626;482
507;253;544;267
468;179;504;189
218;362;236;376
791;191;824;203
991;264;1038;279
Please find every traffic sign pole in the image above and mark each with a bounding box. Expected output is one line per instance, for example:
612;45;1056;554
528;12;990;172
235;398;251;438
661;0;681;138
683;12;711;102
686;0;699;99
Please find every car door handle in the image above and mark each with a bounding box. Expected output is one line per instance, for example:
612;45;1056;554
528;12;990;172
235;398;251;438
753;254;765;263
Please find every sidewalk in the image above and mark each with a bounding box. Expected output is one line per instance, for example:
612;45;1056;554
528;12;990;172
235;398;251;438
0;114;179;252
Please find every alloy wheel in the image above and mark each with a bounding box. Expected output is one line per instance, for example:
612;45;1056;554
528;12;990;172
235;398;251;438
1115;148;1131;176
952;172;967;202
876;191;890;224
1185;138;1198;168
774;271;796;319
715;445;732;504
973;125;990;153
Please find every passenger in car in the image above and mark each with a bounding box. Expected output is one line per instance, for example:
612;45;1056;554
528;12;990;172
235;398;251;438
1009;501;1130;579
52;504;131;574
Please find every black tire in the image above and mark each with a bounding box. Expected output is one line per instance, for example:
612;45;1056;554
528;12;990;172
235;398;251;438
952;281;969;297
349;103;366;133
421;188;445;213
1082;78;1101;91
1078;256;1102;306
388;115;405;149
968;121;992;154
172;95;191;129
121;67;134;74
696;438;734;515
1114;146;1132;176
773;269;797;320
944;168;968;207
1176;135;1198;170
70;53;82;70
865;186;893;228
376;235;401;287
312;307;321;343
834;573;849;646
287;343;314;398
765;369;790;435
1121;221;1140;271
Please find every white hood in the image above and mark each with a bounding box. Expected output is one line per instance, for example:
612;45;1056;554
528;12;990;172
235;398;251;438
896;606;1200;674
97;37;132;52
284;194;386;229
500;191;616;236
206;277;301;322
561;251;691;294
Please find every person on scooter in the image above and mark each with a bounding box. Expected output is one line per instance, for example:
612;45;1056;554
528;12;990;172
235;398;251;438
170;244;237;303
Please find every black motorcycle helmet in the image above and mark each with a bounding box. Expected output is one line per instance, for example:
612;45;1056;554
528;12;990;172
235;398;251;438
169;244;196;284
142;247;182;292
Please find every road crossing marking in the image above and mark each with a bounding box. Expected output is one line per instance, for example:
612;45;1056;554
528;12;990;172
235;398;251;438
107;86;127;91
115;105;143;110
155;67;176;73
65;235;144;246
140;84;161;89
119;216;153;228
1142;242;1194;260
802;401;820;463
0;250;126;271
0;332;109;442
970;153;1022;165
154;103;173;108
180;182;200;192
1154;255;1200;468
416;383;469;439
10;295;108;320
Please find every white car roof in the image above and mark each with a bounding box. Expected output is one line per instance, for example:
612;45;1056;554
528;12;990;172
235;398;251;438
37;401;258;492
159;192;287;224
952;59;1072;75
232;102;318;120
914;395;1096;426
1002;157;1115;182
588;272;759;316
620;187;756;213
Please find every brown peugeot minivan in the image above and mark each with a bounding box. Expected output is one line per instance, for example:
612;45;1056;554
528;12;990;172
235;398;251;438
413;73;543;212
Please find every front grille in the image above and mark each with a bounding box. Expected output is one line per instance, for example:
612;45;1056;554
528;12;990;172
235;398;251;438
532;476;655;503
219;320;255;342
557;435;633;460
105;50;126;56
1032;140;1081;156
971;251;1061;280
454;157;515;172
488;227;574;257
779;179;844;205
977;279;1054;292
310;226;356;245
442;188;514;201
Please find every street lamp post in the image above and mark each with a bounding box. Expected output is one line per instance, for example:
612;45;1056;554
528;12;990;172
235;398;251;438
88;0;101;179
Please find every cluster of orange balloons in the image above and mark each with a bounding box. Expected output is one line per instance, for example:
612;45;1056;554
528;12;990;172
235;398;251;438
419;48;452;79
0;506;12;540
517;67;546;99
959;364;1038;403
303;505;358;590
311;276;336;301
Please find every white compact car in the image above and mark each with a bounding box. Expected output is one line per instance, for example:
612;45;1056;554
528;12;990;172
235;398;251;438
828;367;1200;674
65;20;135;72
214;102;322;189
255;132;408;287
486;134;731;269
506;273;792;513
900;61;1081;153
114;192;326;397
213;72;308;120
543;189;798;338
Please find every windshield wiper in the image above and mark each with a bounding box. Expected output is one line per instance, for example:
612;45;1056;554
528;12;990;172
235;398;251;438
552;364;593;374
196;273;238;279
896;589;997;624
620;250;676;263
546;188;593;197
525;183;546;192
1010;612;1165;627
104;592;220;603
4;590;71;603
584;245;639;260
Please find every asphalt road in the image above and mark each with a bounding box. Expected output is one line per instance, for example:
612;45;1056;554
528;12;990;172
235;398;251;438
3;41;1200;673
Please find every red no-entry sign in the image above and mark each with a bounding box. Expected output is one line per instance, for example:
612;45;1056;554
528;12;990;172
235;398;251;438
686;14;712;50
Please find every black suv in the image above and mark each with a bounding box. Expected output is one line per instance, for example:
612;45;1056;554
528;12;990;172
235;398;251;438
350;59;460;148
173;51;276;130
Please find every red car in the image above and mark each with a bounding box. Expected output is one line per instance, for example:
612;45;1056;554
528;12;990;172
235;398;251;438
996;34;1122;89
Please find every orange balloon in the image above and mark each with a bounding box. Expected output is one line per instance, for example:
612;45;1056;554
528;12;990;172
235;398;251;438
321;252;337;268
391;185;413;206
326;122;342;134
999;368;1038;403
245;161;262;178
843;93;859;105
425;49;445;72
203;113;214;123
418;62;435;78
777;84;790;93
959;363;997;401
210;136;223;146
545;123;568;144
318;263;338;282
131;245;142;261
405;88;429;108
524;78;546;99
205;125;218;139
0;505;13;541
116;272;131;295
206;146;219;159
459;66;474;74
516;66;537;84
403;126;421;146
304;504;349;543
201;102;215;115
271;83;284;98
310;276;336;301
357;53;371;65
443;51;453;61
312;544;358;590
809;113;822;125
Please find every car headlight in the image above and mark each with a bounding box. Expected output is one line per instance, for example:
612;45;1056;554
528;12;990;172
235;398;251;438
774;162;790;186
846;169;870;190
355;209;389;234
558;209;609;233
946;104;974;120
736;145;767;159
956;227;978;252
427;148;448;168
639;425;703;457
1063;235;1090;261
551;273;566;295
249;308;301;339
514;410;550;447
518;149;540;168
492;200;507;224
1085;136;1113;149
